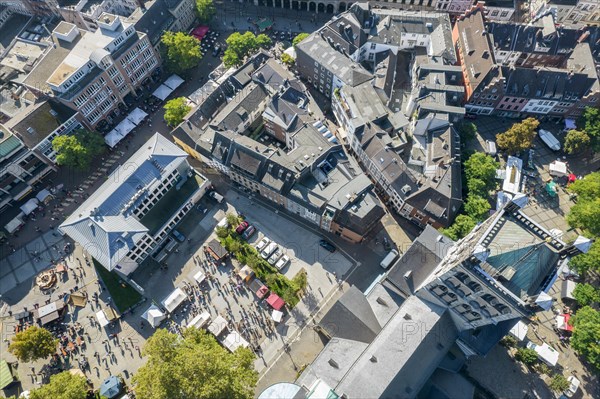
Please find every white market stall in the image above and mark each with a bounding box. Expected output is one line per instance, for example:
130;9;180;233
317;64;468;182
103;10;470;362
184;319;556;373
35;189;53;203
272;310;284;323
509;320;528;341
161;288;187;313
126;107;148;125
222;331;249;352
105;118;137;148
527;342;559;366
502;156;523;195
163;74;184;91
193;270;206;284
186;311;211;329
5;213;25;234
561;280;577;301
207;315;228;337
20;198;39;215
152;84;172;101
549;160;568;177
535;291;554;310
141;304;166;328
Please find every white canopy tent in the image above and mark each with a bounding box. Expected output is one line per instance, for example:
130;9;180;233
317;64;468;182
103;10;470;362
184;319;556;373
549;160;568;177
222;331;249;352
36;189;53;203
20;198;39;215
193;270;206;284
535;291;554;310
272;310;284;323
5;213;24;234
573;235;592;253
163;74;184;90
527;342;559;366
105;118;137;148
152;84;172;101
126;107;148;125
186;311;211;329
161;288;187;313
207;315;228;337
141;304;166;328
561;280;577;300
96;309;110;327
509;320;528;341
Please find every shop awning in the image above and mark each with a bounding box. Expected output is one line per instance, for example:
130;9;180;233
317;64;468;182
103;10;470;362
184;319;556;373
207;315;227;337
257;285;268;299
126;107;148;126
152;84;173;101
222;331;249;352
191;25;209;40
161;287;187;313
0;360;16;390
187;311;211;329
164;74;184;91
141;304;166;328
266;293;285;310
20;198;39;215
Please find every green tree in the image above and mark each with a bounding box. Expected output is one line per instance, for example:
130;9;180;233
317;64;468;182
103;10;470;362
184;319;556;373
255;33;272;49
161;31;202;73
163;97;191;127
441;214;476;241
52;129;105;170
567;198;600;237
496;117;539;154
226;31;258;58
569;306;600;370
133;328;257;399
223;49;241;67
281;53;295;66
568;171;600;202
30;371;88;399
572;283;600;307
467;178;487;198
515;347;538;366
464;152;499;196
580;106;600;152
292;33;309;47
569;241;600;276
457;121;477;144
195;0;216;24
464;195;491;221
548;374;570;393
564;130;591;155
8;326;58;362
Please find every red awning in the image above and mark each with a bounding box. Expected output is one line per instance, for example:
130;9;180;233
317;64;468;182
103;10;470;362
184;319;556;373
568;174;577;183
257;285;269;299
562;314;574;331
266;293;285;310
191;26;209;40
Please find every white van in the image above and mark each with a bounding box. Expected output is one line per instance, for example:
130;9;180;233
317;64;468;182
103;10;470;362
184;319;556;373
380;249;399;269
485;140;497;156
564;376;580;398
261;242;278;259
216;217;228;230
209;191;224;203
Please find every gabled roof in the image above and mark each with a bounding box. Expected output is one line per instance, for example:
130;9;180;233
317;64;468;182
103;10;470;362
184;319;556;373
60;133;188;270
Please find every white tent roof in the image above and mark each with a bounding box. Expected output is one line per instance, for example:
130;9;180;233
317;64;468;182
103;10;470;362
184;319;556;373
36;189;52;202
186;311;211;329
152;84;173;101
141;304;166;328
535;291;554;310
126;107;148;125
105;118;136;148
222;331;249;352
96;309;110;327
193;270;206;283
509;320;528;341
528;342;559;366
20;198;39;215
272;310;284;323
573;235;592;253
207;315;227;336
163;74;184;90
5;213;24;233
549;160;568;176
561;280;577;300
161;287;187;313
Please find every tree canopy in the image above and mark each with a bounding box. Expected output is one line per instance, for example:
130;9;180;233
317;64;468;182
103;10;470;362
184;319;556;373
52;129;105;170
496;117;539;154
281;53;295;66
463;152;499;197
132;328;257;399
441;214;476;241
223;32;271;67
196;0;216;24
548;374;570;393
163;97;191;127
464;195;491;222
515;347;538;366
569;241;600;276
579;106;600;152
564;129;591;155
9;326;58;362
161;31;202;73
30;371;89;399
457;121;477;144
292;33;309;47
566;172;600;237
569;306;600;370
572;283;600;307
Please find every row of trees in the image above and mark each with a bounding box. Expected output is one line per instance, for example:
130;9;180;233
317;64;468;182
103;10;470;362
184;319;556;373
223;32;272;67
442;151;498;240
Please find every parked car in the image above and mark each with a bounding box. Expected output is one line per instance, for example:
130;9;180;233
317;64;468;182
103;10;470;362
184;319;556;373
212;45;221;57
235;221;249;235
196;205;207;214
172;229;185;242
256;237;270;251
261;242;278;259
275;254;290;270
319;239;336;253
564;376;580;398
268;247;283;265
241;225;256;240
383;237;391;251
208;191;224;203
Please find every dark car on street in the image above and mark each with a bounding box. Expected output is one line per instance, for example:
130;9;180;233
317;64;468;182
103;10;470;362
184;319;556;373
319;239;336;253
242;225;256;240
235;221;249;235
